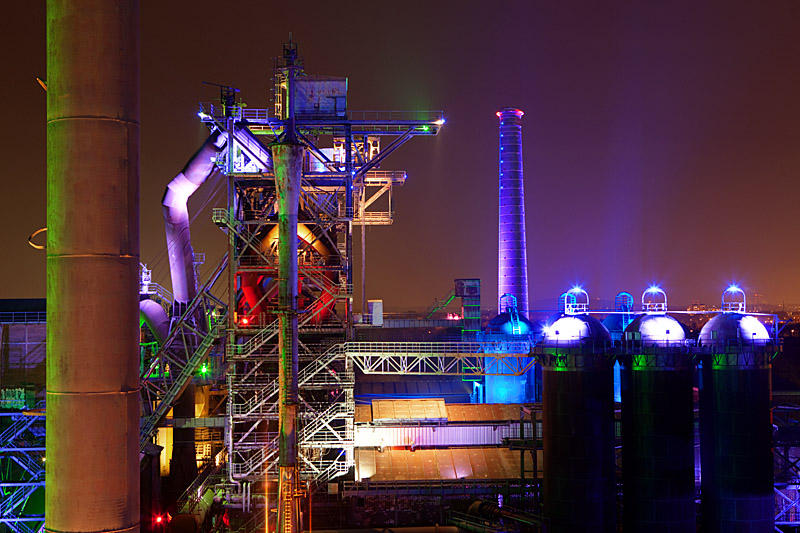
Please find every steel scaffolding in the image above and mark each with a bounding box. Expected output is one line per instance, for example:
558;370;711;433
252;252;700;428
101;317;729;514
0;406;45;533
194;41;444;531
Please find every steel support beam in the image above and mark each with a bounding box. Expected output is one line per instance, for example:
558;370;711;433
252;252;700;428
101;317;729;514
271;142;303;533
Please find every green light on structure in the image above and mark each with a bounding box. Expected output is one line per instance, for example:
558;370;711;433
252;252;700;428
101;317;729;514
421;125;430;132
200;363;208;375
461;365;481;381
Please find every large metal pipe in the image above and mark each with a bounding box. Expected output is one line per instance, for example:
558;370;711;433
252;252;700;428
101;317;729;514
169;488;221;533
46;2;140;533
161;132;226;500
271;142;304;533
139;299;169;345
497;107;529;317
163;131;227;307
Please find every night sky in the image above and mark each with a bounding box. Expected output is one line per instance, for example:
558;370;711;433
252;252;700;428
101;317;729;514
3;1;800;312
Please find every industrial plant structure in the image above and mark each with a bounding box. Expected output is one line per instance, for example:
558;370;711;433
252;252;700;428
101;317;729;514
1;12;797;533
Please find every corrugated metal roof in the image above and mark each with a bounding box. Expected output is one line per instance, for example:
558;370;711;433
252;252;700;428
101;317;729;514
371;399;447;422
355;404;372;424
358;401;542;424
356;447;537;481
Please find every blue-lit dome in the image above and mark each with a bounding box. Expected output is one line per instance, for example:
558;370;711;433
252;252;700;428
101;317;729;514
625;314;686;345
542;314;611;346
699;313;770;345
485;311;534;336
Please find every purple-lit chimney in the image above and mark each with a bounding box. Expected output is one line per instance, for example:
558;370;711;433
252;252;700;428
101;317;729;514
497;107;529;317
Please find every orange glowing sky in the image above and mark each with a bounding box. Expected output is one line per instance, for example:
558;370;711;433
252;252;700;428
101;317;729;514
3;1;800;311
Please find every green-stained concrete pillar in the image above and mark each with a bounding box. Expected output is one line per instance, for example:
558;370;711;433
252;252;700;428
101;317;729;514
46;2;140;533
271;142;303;533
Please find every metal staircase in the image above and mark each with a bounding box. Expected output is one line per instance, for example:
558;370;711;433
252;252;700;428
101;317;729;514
230;397;354;481
138;255;228;451
231;344;348;418
140;320;225;450
227;319;280;358
229;342;354;484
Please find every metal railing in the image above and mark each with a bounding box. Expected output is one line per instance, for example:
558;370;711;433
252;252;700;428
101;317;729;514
345;341;534;376
230;403;354;480
362;170;407;184
233;108;444;124
353;211;394;226
139;282;173;307
346;110;444;123
226;319;280;358
0;312;46;324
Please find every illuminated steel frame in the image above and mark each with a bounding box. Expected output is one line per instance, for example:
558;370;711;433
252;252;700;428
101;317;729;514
0;408;45;533
192;44;445;522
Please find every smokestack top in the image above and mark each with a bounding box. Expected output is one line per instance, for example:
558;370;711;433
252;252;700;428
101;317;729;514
497;107;524;119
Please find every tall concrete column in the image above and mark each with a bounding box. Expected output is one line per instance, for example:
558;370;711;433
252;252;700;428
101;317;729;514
271;143;303;533
497;107;529;317
46;3;139;533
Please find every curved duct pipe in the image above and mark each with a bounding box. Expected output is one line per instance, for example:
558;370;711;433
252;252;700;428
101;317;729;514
162;132;226;494
305;279;338;325
239;223;336;324
239;272;274;320
139;299;169;345
162;131;227;306
263;223;330;257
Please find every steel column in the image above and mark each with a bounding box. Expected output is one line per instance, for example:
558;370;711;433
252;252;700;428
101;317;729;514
271;143;304;533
